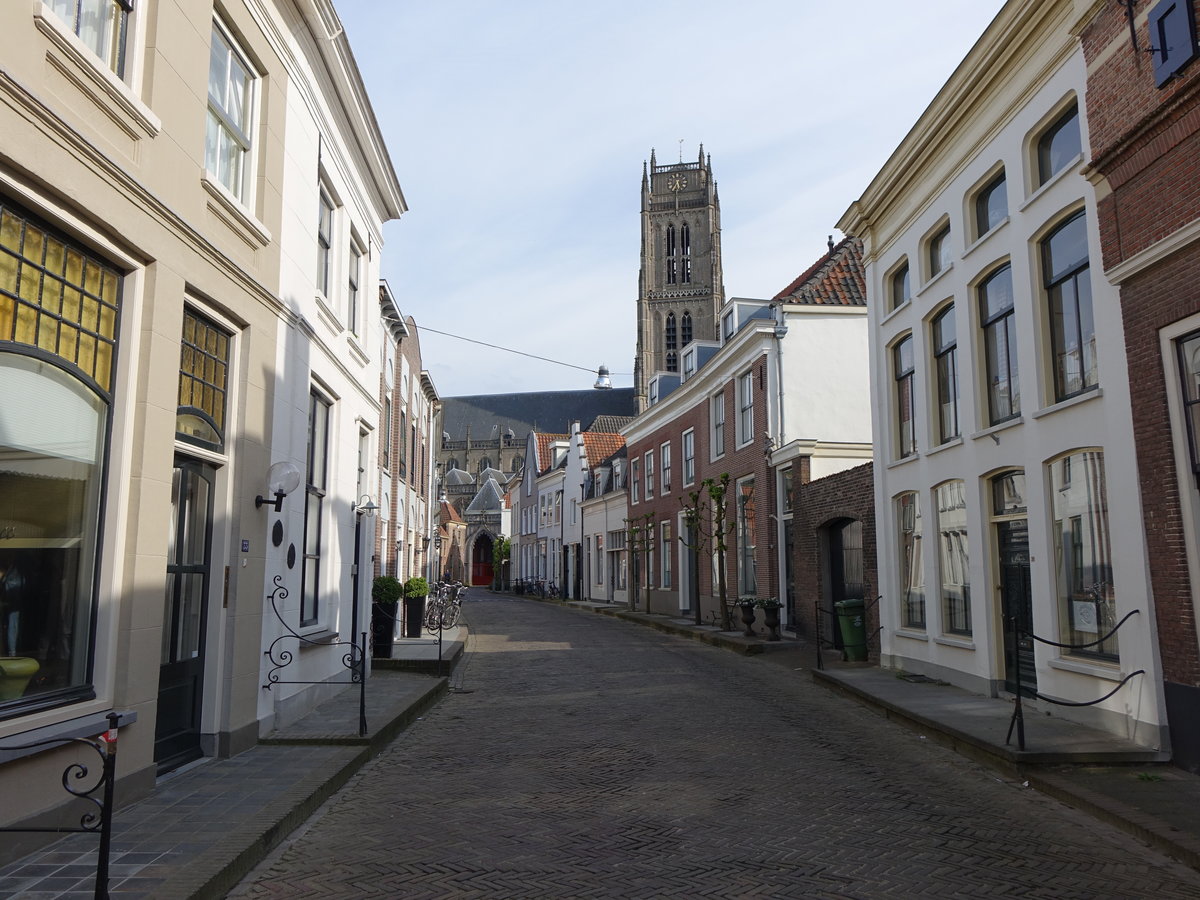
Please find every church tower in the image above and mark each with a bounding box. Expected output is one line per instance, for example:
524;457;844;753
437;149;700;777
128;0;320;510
634;145;725;411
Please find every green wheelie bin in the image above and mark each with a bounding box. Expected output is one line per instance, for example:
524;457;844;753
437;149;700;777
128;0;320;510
834;598;868;661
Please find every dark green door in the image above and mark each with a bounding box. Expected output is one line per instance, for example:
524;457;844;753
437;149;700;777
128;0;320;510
155;460;215;773
998;518;1036;698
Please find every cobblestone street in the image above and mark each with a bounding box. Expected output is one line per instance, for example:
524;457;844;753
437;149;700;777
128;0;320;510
231;598;1200;898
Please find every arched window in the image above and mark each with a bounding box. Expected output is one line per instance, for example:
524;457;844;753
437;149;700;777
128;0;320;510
447;458;459;471
665;225;677;285
681;312;693;346
680;223;691;284
665;313;677;351
666;352;678;372
478;457;492;473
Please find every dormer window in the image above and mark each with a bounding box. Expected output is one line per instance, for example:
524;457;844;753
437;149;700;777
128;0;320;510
683;350;696;381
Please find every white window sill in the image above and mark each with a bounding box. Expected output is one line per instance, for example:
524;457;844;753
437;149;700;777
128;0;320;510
0;708;137;764
1048;655;1123;682
1020;153;1085;212
299;628;340;647
925;436;963;457
201;174;271;248
934;635;975;651
970;415;1024;443
917;263;953;300
962;217;1010;261
895;628;929;642
347;337;369;367
314;293;343;334
880;300;912;327
34;5;161;139
1031;386;1102;420
886;453;919;471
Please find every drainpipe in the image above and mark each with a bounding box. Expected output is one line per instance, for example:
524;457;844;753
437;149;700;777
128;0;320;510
771;303;788;450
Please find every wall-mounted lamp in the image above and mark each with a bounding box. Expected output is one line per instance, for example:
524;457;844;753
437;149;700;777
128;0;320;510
593;365;613;390
255;461;302;512
354;495;379;517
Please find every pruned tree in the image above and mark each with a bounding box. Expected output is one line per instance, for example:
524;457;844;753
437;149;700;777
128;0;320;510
679;473;735;630
623;512;655;613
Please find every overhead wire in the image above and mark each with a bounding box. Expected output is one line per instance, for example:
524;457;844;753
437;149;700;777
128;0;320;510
406;322;633;378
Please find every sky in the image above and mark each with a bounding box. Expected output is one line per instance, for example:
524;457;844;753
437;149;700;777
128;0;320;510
335;1;1008;398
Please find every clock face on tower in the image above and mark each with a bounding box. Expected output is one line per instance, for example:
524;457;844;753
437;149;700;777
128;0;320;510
667;174;687;192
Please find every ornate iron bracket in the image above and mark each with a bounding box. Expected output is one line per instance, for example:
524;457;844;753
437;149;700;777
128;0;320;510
261;575;368;736
0;711;120;899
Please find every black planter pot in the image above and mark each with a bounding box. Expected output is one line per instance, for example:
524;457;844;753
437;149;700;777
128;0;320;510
738;603;756;637
371;601;398;658
762;606;782;641
403;595;427;638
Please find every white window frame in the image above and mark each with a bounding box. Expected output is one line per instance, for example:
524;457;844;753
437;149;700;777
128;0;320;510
660;441;671;494
661;520;672;589
736;370;754;448
645;450;655;498
347;238;363;336
682;429;695;486
206;16;258;206
317;184;335;299
710;393;725;460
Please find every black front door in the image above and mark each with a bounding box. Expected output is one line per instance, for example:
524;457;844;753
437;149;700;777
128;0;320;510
997;518;1036;698
155;460;215;773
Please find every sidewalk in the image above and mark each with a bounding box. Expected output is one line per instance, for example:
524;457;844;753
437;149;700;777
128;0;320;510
0;629;465;899
552;595;1200;873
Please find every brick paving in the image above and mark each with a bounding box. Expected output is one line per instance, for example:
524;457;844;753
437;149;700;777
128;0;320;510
231;597;1200;898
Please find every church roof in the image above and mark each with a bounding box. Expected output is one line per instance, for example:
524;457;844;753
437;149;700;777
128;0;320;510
479;466;509;485
465;478;505;514
772;237;866;307
444;468;473;486
441;389;637;442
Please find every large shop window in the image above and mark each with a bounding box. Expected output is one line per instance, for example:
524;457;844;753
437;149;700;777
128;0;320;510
0;201;121;716
302;391;331;626
1050;450;1118;659
935;480;970;635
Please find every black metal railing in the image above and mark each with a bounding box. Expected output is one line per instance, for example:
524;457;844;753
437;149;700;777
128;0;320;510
0;711;120;899
1005;609;1144;750
814;596;882;670
262;576;368;736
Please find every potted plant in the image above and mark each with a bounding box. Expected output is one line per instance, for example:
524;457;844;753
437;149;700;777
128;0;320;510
737;597;757;637
402;576;429;639
757;597;783;641
371;575;402;658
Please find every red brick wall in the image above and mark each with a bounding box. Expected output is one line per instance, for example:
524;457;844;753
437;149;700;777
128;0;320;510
790;463;878;661
1081;2;1200;695
627;353;776;623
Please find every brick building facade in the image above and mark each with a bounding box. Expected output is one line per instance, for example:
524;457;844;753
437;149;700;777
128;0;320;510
1079;0;1200;770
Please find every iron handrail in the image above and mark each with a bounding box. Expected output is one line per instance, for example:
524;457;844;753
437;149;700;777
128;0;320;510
0;711;119;899
261;575;368;737
1006;609;1143;750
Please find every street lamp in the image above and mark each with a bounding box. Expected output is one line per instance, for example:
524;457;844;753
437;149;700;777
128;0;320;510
593;365;613;390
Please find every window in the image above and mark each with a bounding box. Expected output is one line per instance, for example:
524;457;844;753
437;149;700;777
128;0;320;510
397;409;407;476
736;478;757;596
595;535;604;584
722;311;734;341
666;313;677;354
928;224;951;278
710;393;725;458
1175;328;1200;475
1150;0;1199;86
737;370;754;446
932;305;959;443
894;335;916;458
680;223;691;284
47;0;132;76
316;188;334;297
303;391;331;626
666;224;677;285
897;492;925;628
661;441;671;493
0;201;122;714
347;243;361;334
979;264;1019;424
177;309;231;451
683;350;696;381
682;429;695;485
661;521;673;588
975;172;1008;237
1050;450;1117;659
206;20;255;203
890;261;910;311
681;312;693;346
1037;105;1081;186
665;352;678;373
356;430;369;500
631;458;640;503
644;450;655;498
1043;211;1096;401
935;481;970;635
382;395;391;469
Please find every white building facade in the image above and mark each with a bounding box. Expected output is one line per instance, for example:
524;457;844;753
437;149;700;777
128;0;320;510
838;0;1165;747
